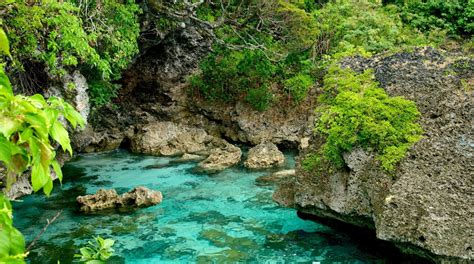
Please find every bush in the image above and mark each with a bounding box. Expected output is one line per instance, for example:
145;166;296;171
315;65;423;171
191;48;276;109
88;80;119;108
1;0;140;99
390;0;473;36
284;73;313;103
313;0;429;56
245;86;274;111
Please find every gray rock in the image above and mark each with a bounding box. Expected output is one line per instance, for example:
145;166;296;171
130;121;213;156
244;142;285;169
197;144;242;173
275;48;474;261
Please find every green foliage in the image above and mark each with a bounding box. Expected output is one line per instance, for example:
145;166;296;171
0;29;85;195
88;80;119;108
389;0;473;36
0;194;26;263
301;152;321;172
74;236;115;263
283;73;313;103
0;28;83;263
245;86;274;111
315;65;423;171
1;0;140;100
313;0;429;57
190;48;276;110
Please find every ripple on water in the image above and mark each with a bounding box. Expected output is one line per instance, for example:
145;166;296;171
14;150;397;263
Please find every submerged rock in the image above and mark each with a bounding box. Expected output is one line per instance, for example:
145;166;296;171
171;153;206;163
274;48;474;261
77;186;162;212
244;142;285;169
256;169;295;186
197;144;242;173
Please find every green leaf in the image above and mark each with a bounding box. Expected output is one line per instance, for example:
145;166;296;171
31;162;49;192
0;28;11;57
49;120;72;155
25;113;49;140
51;160;63;183
0;116;21;138
102;239;114;248
43;178;53;196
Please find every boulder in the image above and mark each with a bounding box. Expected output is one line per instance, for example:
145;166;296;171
130;121;215;156
244;142;285;169
77;186;162;212
197;144;242;173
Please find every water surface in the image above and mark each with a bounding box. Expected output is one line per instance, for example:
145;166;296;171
14;150;395;263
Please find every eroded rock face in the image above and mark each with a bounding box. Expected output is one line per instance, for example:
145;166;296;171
77;186;162;212
197;144;242;173
274;48;474;261
244;142;285;169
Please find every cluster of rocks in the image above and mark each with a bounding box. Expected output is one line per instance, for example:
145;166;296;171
76;186;162;212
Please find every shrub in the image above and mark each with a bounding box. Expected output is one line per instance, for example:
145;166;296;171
1;0;140;99
245;86;274;111
315;65;423;171
88;80;119;108
190;48;276;109
313;0;429;56
389;0;474;36
283;73;313;103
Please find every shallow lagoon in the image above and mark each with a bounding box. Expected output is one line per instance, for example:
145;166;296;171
14;150;398;263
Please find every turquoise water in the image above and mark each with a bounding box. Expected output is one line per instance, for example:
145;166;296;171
14;150;395;263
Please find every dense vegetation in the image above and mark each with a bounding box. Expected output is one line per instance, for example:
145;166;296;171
189;0;465;111
313;65;423;171
1;0;141;106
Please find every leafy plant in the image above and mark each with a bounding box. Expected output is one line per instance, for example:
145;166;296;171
315;65;423;171
283;73;313;103
1;0;140;99
0;194;26;263
74;236;115;264
88;80;119;108
389;0;473;36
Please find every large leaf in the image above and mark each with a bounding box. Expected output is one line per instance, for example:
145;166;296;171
25;113;49;139
50;120;72;155
51;160;63;182
0;28;11;57
31;162;49;192
0;116;21;138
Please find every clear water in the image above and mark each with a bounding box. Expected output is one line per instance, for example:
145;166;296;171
13;150;398;263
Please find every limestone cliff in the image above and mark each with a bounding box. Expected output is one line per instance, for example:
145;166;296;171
274;48;473;262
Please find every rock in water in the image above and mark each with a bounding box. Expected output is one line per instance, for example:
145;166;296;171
77;186;162;212
197;144;242;173
274;48;474;261
121;186;163;207
244;142;285;169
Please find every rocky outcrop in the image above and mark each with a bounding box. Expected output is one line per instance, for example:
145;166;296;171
197;144;242;173
130;121;227;156
244;142;285;169
274;48;474;262
77;186;162;212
